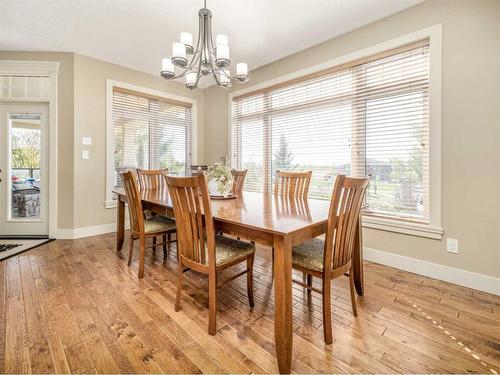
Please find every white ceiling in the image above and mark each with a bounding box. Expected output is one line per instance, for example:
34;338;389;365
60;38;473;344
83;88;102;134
1;0;423;86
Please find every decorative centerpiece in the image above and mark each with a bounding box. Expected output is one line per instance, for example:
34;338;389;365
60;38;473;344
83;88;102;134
205;161;234;198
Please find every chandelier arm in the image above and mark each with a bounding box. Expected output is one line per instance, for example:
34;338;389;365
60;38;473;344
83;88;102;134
191;8;204;56
207;10;217;57
168;68;191;80
208;56;221;85
203;9;212;68
219;68;232;79
209;58;221;84
197;11;205;67
187;47;201;71
194;71;203;87
171;56;202;79
206;12;221;84
210;10;221;64
194;38;205;87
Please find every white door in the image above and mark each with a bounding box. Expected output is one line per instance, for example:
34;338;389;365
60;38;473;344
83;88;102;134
0;103;49;237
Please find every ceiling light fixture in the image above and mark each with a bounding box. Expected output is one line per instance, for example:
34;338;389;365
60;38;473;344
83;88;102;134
160;0;249;89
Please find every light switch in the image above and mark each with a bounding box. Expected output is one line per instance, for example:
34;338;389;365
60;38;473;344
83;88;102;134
82;136;92;146
82;150;90;160
447;238;459;254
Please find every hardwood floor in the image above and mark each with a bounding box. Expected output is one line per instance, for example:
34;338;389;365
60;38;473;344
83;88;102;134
1;233;499;374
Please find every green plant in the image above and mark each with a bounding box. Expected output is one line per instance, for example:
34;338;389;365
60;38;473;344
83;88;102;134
11;128;40;169
206;160;234;195
273;134;295;172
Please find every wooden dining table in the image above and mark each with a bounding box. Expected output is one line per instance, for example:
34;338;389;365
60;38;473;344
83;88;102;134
114;188;365;374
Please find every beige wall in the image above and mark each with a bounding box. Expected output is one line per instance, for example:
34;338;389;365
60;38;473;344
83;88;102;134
73;53;204;228
202;0;500;277
0;51;203;231
2;0;498;278
0;51;75;230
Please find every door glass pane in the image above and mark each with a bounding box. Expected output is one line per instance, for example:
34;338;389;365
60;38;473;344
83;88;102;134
9;114;42;220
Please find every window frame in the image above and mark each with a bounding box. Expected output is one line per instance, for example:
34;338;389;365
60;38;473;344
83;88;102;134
228;25;443;239
105;79;197;209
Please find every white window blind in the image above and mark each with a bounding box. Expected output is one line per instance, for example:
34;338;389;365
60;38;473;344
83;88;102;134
232;39;430;223
112;88;192;189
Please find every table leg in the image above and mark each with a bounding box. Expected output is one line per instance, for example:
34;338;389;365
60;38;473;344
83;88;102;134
116;197;125;251
352;216;364;296
273;234;293;374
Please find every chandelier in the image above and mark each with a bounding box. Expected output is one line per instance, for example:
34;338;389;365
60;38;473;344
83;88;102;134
160;0;249;89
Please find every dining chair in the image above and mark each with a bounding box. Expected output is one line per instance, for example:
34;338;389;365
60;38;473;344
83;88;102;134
120;171;177;278
137;168;168;190
136;168;176;255
231;169;247;197
271;170;313;276
274;170;313;199
166;174;256;335
291;174;370;344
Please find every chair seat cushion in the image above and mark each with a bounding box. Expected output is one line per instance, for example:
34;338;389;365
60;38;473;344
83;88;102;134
144;216;176;234
292;238;325;271
214;235;255;267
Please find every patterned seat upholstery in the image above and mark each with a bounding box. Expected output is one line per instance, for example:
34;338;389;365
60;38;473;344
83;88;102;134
292;238;325;272
144;216;176;234
212;235;255;267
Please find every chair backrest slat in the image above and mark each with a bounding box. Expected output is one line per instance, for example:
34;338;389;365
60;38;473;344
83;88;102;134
166;175;215;269
274;170;312;199
231;169;247;197
120;171;144;235
324;175;370;272
137;168;169;190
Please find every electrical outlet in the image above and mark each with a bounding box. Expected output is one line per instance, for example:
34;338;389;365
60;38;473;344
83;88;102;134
82;150;90;160
447;238;459;254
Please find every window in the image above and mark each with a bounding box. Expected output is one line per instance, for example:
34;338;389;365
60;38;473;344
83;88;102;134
232;39;431;224
0;75;51;100
106;83;193;206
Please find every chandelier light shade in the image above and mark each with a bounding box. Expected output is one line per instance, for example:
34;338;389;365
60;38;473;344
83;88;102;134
160;0;249;89
172;42;187;67
216;34;228;47
180;32;194;53
185;72;198;89
236;63;248;81
219;69;231;87
161;58;175;79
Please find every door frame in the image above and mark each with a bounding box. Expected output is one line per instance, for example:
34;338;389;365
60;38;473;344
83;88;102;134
1;103;49;236
0;61;59;238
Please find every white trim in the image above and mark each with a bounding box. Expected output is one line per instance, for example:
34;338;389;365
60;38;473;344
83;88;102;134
55;228;75;240
57;221;130;240
427;25;442;230
105;200;118;209
0;60;59;75
364;247;500;296
105;79;197;208
0;60;59;238
228;25;443;239
363;216;443;240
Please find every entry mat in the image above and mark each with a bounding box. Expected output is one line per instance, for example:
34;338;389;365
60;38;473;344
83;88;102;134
0;238;51;261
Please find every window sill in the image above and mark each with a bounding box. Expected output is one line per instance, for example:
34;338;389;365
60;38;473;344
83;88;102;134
362;215;443;240
105;200;117;209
